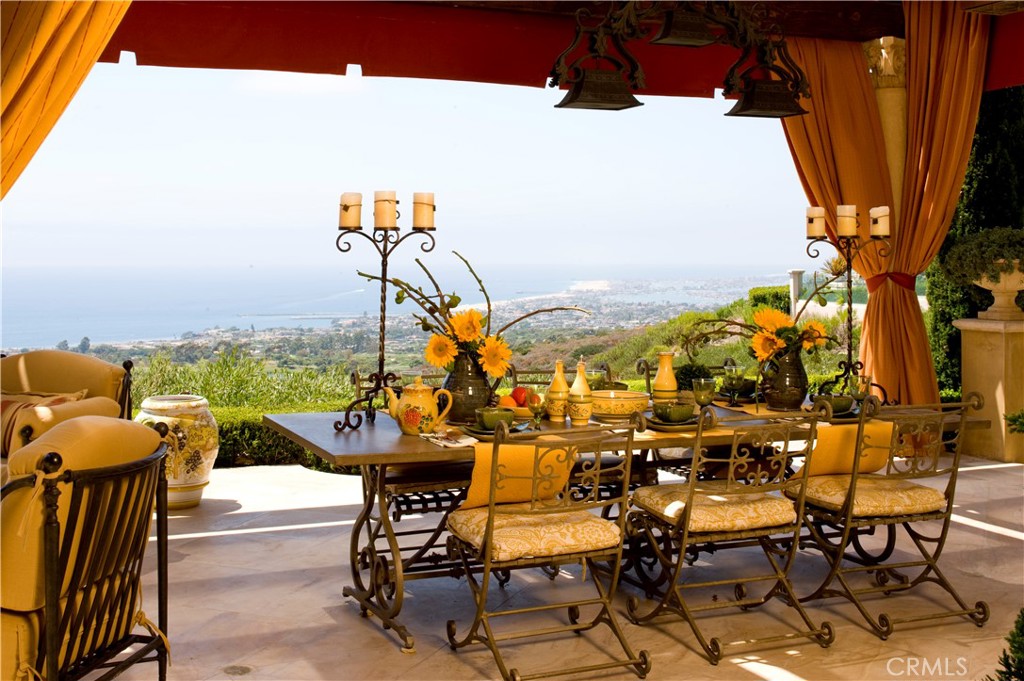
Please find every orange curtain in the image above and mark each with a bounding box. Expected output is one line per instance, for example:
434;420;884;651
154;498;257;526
784;4;989;404
1;1;130;199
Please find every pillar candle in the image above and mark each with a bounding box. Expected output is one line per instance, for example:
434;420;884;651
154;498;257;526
869;206;890;237
339;192;362;229
412;192;435;230
806;206;826;239
836;204;858;237
374;190;398;229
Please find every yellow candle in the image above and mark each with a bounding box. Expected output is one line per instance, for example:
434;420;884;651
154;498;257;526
869;206;890;237
339;192;362;229
806;206;826;239
374;190;398;230
412;192;435;230
837;204;858;237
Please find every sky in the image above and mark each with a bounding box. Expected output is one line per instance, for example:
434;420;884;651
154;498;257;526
1;58;813;274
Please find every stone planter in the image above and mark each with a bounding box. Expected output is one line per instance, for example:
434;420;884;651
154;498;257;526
974;261;1024;321
135;394;219;509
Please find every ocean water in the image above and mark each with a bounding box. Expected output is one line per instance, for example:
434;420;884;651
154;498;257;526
1;263;791;350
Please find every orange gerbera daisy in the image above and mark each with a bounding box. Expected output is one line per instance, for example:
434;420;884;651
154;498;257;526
751;330;786;362
477;335;512;378
753;308;794;333
802;320;828;350
449;308;484;343
424;334;458;368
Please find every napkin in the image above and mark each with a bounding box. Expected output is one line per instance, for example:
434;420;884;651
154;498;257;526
420;430;478;448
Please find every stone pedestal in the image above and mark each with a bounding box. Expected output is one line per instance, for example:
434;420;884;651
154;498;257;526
952;318;1024;462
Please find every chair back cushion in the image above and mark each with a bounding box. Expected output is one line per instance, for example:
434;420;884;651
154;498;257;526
1;416;161;613
462;442;572;509
1;390;88;456
0;351;126;406
805;421;894;476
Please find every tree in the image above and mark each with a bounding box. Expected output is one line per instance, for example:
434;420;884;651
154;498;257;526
56;340;69;351
986;607;1024;681
78;336;91;354
927;85;1024;394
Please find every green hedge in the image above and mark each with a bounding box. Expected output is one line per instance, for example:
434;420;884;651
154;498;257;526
210;403;359;475
748;286;790;313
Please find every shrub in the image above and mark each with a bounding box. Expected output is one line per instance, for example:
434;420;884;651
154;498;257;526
985;607;1024;681
942;227;1024;286
1006;410;1024;435
748;286;790;313
674;362;713;391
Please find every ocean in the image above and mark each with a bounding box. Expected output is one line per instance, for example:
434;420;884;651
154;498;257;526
1;263;792;351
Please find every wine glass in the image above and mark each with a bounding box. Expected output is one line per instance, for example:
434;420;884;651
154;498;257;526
527;392;546;429
692;378;716;408
723;365;745;407
851;374;872;407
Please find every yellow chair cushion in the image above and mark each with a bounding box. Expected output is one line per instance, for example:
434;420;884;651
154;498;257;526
804;421;894;477
0;351;125;404
4;396;120;457
631;481;797;532
448;503;621;562
461;442;571;510
1;416;161;613
802;475;947;517
1;609;41;681
1;390;88;456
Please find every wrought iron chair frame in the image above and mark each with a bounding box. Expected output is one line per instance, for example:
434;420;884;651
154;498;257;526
799;394;990;639
1;437;169;681
625;408;834;664
445;417;651;681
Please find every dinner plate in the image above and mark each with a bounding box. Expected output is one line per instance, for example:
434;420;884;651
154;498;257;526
459;421;536;441
644;415;701;432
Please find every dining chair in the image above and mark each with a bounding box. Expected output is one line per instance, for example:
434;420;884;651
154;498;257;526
797;394;990;639
625;408;833;664
445;416;651;681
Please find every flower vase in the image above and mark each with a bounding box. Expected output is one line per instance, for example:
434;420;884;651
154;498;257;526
761;348;808;411
441;351;497;424
651;351;678;404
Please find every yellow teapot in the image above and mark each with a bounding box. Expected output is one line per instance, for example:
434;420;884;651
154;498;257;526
382;377;452;435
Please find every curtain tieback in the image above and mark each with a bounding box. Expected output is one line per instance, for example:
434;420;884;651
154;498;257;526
866;272;916;293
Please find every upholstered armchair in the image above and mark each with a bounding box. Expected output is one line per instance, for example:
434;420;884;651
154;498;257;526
0;416;169;681
0;350;133;458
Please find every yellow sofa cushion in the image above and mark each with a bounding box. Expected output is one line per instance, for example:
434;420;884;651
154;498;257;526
804;421;894;477
448;503;621;562
801;475;947;517
0;351;125;405
1;416;161;613
631;481;797;532
1;390;88;456
462;442;572;510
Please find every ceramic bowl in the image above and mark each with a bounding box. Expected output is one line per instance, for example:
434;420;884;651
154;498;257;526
818;394;855;413
475;407;516;430
652;402;696;423
591;390;649;421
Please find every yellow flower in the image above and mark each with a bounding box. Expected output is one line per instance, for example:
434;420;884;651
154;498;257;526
449;308;483;343
424;334;458;368
477;335;512;378
753;308;794;333
802;320;828;350
751;330;786;362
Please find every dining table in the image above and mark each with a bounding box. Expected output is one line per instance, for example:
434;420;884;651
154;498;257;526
261;406;755;651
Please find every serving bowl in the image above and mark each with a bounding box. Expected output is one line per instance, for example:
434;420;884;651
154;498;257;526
475;407;516;430
591;390;649;421
652;402;695;423
816;394;855;414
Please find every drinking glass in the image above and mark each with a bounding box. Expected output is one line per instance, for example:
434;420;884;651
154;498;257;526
401;370;422;386
692;378;716;407
527;393;546;429
851;374;872;401
723;365;745;407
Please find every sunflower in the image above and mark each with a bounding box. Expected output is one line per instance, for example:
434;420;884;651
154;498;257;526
424;334;458;368
751;330;786;362
477;335;512;378
802;320;828;350
449;308;484;343
753;307;794;333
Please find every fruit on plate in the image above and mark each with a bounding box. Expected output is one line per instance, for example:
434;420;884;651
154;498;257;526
510;386;530;407
498;395;518;408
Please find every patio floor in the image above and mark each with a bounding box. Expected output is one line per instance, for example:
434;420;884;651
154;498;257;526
122;454;1023;681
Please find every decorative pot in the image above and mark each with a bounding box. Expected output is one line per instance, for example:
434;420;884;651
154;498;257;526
974;261;1024;321
761;349;808;412
651;351;678;404
135;394;219;509
441;352;500;424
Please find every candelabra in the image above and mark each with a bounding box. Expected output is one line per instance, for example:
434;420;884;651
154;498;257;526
334;191;436;431
804;205;893;404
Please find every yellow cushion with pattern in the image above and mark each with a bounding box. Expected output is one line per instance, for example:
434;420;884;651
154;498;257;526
804;421;894;477
802;475;947;516
1;390;88;456
461;442;572;510
447;503;621;562
631;481;797;531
